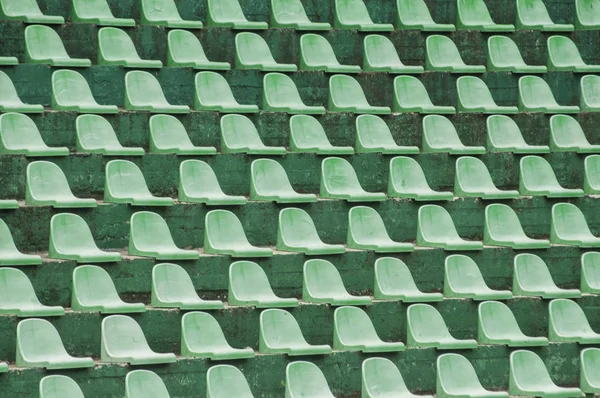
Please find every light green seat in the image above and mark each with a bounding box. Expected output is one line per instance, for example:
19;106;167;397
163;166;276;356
0;71;43;113
487;35;547;73
0;268;63;316
334;0;393;31
0;0;64;23
260;309;331;355
437;353;509;398
548;36;600;72
72;265;145;314
141;0;203;28
286;361;335;398
329;74;391;114
289;115;354;154
417;205;484;250
125;370;171;398
580;75;600;112
549;299;600;344
422;115;485;154
167;30;230;70
26;161;96;208
205;210;273;257
40;375;85;398
486;115;549;153
519;75;580;113
178;160;246;206
0;219;41;266
71;0;135;26
0;113;68;156
388;156;454;201
581;348;600;394
270;0;331;30
363;34;424;74
125;71;190;113
407;304;478;349
0;199;18;209
520;156;584;198
181;311;255;360
76;115;144;156
455;156;520;199
251;159;317;203
24;25;91;67
516;0;574;31
348;206;414;253
207;365;256;398
300;34;360;73
229;261;298;308
0;56;17;65
321;157;387;201
220;114;286;155
208;0;267;29
444;255;513;300
334;306;405;352
16;318;94;369
457;0;515;31
362;357;433;398
152;263;224;310
195;71;258;113
394;76;456;114
52;70;118;113
550;115;600;153
263;72;326;114
514;253;583;298
98;27;162;68
355;114;419;154
374;257;443;302
576;0;600;29
484;204;551;249
551;203;600;247
101;315;177;365
277;208;346;255
582;252;600;294
235;32;296;71
426;35;486;73
105;160;174;206
129;211;200;260
457;76;518;113
50;213;122;263
397;0;455;31
303;259;371;305
478;301;548;347
149;114;216;155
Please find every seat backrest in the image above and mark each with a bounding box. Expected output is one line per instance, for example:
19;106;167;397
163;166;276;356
261;309;307;345
209;0;248;22
25;25;68;59
356;114;396;147
514;253;558;290
437;354;486;393
487;35;526;68
205;209;253;247
230;260;277;301
0;267;42;308
72;0;114;19
583;251;600;288
549;298;594;336
105;159;153;198
408;303;453;340
486;114;527;147
1;0;44;16
517;0;554;25
251;159;296;193
220;114;262;148
304;259;350;298
196;71;237;104
40;375;85;398
73;265;120;305
455;156;497;191
510;350;555;388
418;204;461;241
478;301;522;338
362;357;410;396
152;263;197;303
389;156;434;192
520;155;561;187
457;76;496;107
149;114;192;148
581;348;600;388
0;112;47;150
301;34;339;66
286;361;334;397
395;76;434;107
581;75;600;105
0;71;21;102
52;70;96;105
576;0;600;27
547;35;585;66
458;0;495;24
427;35;463;65
519;75;557;106
329;74;369;107
263;72;304;105
125;71;168;105
586;155;600;190
181;311;229;351
130;211;178;249
0;218;22;254
374;257;419;294
485;203;527;238
397;0;435;25
236;32;276;65
207;365;254;398
102;315;151;353
50;213;99;252
27;161;73;198
126;370;170;398
334;306;380;344
445;254;488;292
18;318;69;359
348;206;390;242
76;114;121;149
271;0;311;24
168;29;208;64
279;207;322;246
321;157;364;193
335;0;373;24
289;115;331;148
99;27;140;60
142;0;182;21
179;160;224;198
550;114;589;147
363;34;401;66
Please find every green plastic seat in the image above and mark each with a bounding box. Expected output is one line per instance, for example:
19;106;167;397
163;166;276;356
141;0;203;28
303;259;371;305
270;0;331;30
519;75;580;113
576;0;600;29
126;370;171;398
487;35;547;73
72;265;145;314
250;159;317;203
486;115;549;153
407;304;478;349
0;113;68;156
347;206;414;253
334;306;405;352
422;115;485;154
580;75;600;112
195;71;258;113
149;115;215;155
181;311;255;360
24;25;91;67
478;301;548;347
277;208;346;255
394;76;456;114
76;115;144;156
582;252;600;294
552;203;600;247
426;35;486;73
179;160;246;206
581;348;600;394
0;71;43;113
0;56;17;65
16;318;94;369
520;156;584;198
444;255;513;300
105;160;174;206
167;30;230;70
397;0;455;31
205;210;273;257
513;253;583;298
289;115;354;154
26;161;96;208
388;156;454;201
263;72;326;114
52;70;118;113
208;0;267;29
101;315;177;365
457;0;515;31
355;114;419;154
334;0;393;31
207;365;255;398
300;34;360;73
129;211;199;260
550;115;600;153
260;309;331;355
220;114;286;155
321;157;387;201
457;76;518;114
0;199;18;209
235;32;296;71
417;205;484;250
98;27;162;68
0;268;63;317
50;213;122;263
72;0;135;26
437;353;509;398
484;204;550;249
549;299;600;344
229;261;298;308
125;71;190;113
516;0;574;31
0;219;41;266
0;0;64;23
363;34;424;74
455;156;520;199
329;74;391;114
547;36;600;72
286;361;336;398
362;357;433;398
152;263;224;310
509;350;584;397
40;375;85;398
374;257;443;302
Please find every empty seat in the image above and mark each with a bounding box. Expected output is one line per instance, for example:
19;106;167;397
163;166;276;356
141;0;202;28
125;71;189;113
362;357;433;398
363;34;424;74
334;306;405;352
334;0;393;31
457;0;515;31
426;35;486;73
235;32;296;71
229;261;298;307
72;265;145;314
355;114;419;154
0;113;68;156
16;318;94;369
76;115;144;156
263;72;326;114
407;304;478;349
220;114;286;155
277;208;345;255
519;75;580;113
205;210;273;257
513;253;582;298
550;299;600;343
478;301;548;347
285;361;336;398
289;115;354;154
25;25;91;67
98;27;162;68
0;0;64;23
484;204;551;249
550;115;600;153
300;34;360;73
0;71;43;113
444;255;512;300
0;219;41;266
260;309;331;355
585;156;600;194
105;160;174;206
516;0;574;31
251;159;317;203
207;365;256;398
580;75;600;112
347;206;414;252
149;114;216;155
487;35;547;73
195;71;258;113
208;0;267;29
417;205;484;250
374;257;443;302
179;160;246;206
39;375;85;398
270;0;331;29
581;348;600;394
394;76;456;114
437;353;508;398
52;70;118;113
423;116;485;154
548;36;600;72
321;157;387;201
71;0;135;26
329;74;391;114
167;30;230;70
50;213;122;263
397;0;455;31
454;156;520;199
576;0;600;29
125;370;171;398
486;115;549;153
457;76;518;113
129;211;200;260
582;252;600;294
0;56;17;65
388;156;454;201
520;156;584;198
0;267;63;316
101;315;177;365
303;259;371;305
26;161;96;208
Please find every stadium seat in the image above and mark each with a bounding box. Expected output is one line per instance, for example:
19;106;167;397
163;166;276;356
260;309;331;355
149;114;216;155
478;301;548;347
300;34;360;73
26;161;96;208
0;113;68;156
71;0;135;26
457;0;515;31
580;348;600;394
285;361;336;398
417;205;484;250
101;315;177;365
580;75;600;112
263;72;326;114
277;208;346;255
516;0;574;31
76;115;144;156
329;74;391;114
355;114;419;154
49;213;122;263
487;35;547;73
270;0;331;29
129;211;200;260
321;157;387;201
207;365;256;398
16;318;94;369
454;156;520;199
520;156;584;197
576;0;600;29
98;27;162;68
0;267;64;316
394;76;456;113
437;353;509;398
397;0;455;31
388;156;454;201
72;265;145;314
289;115;354;154
457;76;518;113
125;370;171;398
374;257;443;302
51;70;118;113
519;75;580;113
181;311;255;360
552;203;600;247
250;159;317;203
105;160;174;206
0;219;41;265
235;32;296;71
0;71;43;113
550;115;600;153
0;0;64;23
220;114;286;155
513;253;582;298
547;36;600;72
195;72;258;113
426;35;486;73
178;160;247;206
486;115;549;153
362;357;433;398
0;56;17;65
334;0;393;31
24;25;91;67
444;255;512;300
208;0;267;29
125;71;190;113
152;263;224;310
347;206;414;252
205;210;273;257
140;0;202;28
581;252;600;294
334;306;405;352
549;299;600;344
362;34;424;73
303;259;371;305
407;304;478;349
167;30;230;70
229;261;298;307
484;204;551;249
39;375;85;398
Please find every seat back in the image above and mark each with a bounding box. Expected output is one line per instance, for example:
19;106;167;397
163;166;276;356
205;210;253;248
25;25;69;60
581;75;600;106
0;71;22;103
289;115;331;149
418;205;461;241
478;301;523;339
168;29;208;65
517;0;554;25
40;375;85;398
457;76;497;107
458;0;495;25
72;0;114;19
99;27;140;60
105;159;153;198
50;213;99;253
301;34;339;66
304;259;350;298
230;261;277;302
125;71;169;106
209;0;248;23
271;0;311;25
149;114;193;148
455;156;497;192
0;218;23;254
321;157;364;194
549;298;595;336
142;0;182;21
510;350;555;389
73;265;120;306
207;365;254;398
437;354;486;393
362;357;410;396
581;348;600;390
1;0;44;17
514;253;559;291
0;113;47;150
487;35;527;68
130;211;178;249
519;75;558;107
102;315;152;354
285;361;334;397
363;34;401;67
348;206;390;243
0;267;42;309
397;0;435;25
356;114;397;148
550;114;589;148
374;257;419;295
260;309;308;346
195;71;237;105
220;114;263;148
76;114;122;150
27;161;73;200
422;115;461;148
576;0;600;27
279;208;322;247
389;156;434;193
179;160;224;198
251;159;296;194
236;32;276;65
586;155;600;192
445;254;489;293
335;0;373;25
181;312;230;352
18;318;69;360
263;72;304;106
126;370;170;398
329;74;370;108
427;34;464;65
334;306;380;345
547;35;585;66
486;114;528;148
520;155;561;188
485;203;527;239
152;263;197;303
582;251;600;290
408;303;453;341
52;70;96;105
